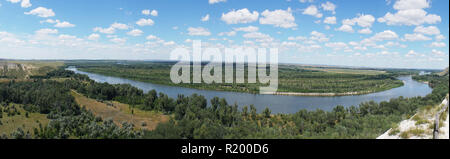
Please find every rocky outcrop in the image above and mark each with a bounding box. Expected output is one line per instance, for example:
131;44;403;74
439;67;449;76
377;95;449;139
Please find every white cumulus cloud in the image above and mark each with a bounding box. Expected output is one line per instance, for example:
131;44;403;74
302;5;322;18
187;27;211;36
209;0;226;4
378;0;440;26
414;26;440;35
358;28;372;34
342;14;375;28
429;42;446;48
25;7;55;18
93;23;128;34
218;31;236;36
146;35;159;40
321;1;336;14
93;27;115;34
111;23;129;30
435;35;445;41
142;10;151;15
323;16;336;24
127;29;144;37
221;8;259;24
110;38;126;44
54;21;75;28
201;14;210;22
310;31;329;42
371;30;399;41
136;18;154;26
150;10;158;16
142;9;158;16
431;49;445;56
35;28;58;35
242;32;273;42
299;0;315;3
88;34;100;41
393;0;430;10
336;24;354;33
260;8;297;28
403;33;431;41
7;0;21;3
325;42;349;50
233;26;259;32
21;0;31;8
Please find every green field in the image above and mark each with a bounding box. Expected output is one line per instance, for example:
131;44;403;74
298;66;386;75
68;61;404;95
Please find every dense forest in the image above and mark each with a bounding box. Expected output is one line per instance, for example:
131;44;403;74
68;61;404;95
1;65;448;139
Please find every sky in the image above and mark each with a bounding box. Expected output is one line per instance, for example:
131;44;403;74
0;0;448;69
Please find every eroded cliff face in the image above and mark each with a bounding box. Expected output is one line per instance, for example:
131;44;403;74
0;62;34;78
440;67;449;77
1;62;20;70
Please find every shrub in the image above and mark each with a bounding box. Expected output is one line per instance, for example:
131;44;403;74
408;128;425;137
388;123;400;135
95;116;103;122
412;115;429;125
399;132;410;139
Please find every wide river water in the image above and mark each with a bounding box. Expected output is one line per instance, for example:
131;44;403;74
68;67;432;114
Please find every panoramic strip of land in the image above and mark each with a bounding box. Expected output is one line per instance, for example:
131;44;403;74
67;61;406;96
0;60;448;139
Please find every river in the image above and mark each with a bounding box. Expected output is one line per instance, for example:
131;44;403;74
67;67;432;114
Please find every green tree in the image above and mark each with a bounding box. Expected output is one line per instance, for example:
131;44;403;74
144;90;158;110
263;107;271;118
242;106;248;117
250;105;257;120
211;97;220;111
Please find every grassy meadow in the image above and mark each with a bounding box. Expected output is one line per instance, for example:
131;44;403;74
0;104;50;138
71;90;169;130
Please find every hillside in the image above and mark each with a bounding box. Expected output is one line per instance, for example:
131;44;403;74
71;90;169;131
378;67;449;139
439;67;449;76
377;95;449;139
0;103;50;138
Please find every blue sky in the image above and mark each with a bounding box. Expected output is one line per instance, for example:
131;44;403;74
0;0;448;69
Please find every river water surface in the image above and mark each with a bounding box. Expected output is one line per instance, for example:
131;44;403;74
68;67;432;114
